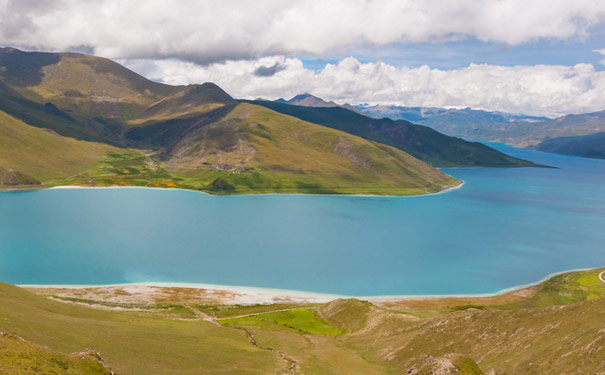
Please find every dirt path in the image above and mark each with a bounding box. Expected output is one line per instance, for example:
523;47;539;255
598;270;605;284
188;307;221;326
217;307;317;321
145;152;155;170
242;329;297;375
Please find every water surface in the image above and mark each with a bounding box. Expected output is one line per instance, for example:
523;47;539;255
1;144;604;295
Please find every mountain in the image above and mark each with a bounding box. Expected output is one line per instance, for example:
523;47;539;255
275;93;368;114
535;132;605;159
0;48;459;195
244;100;542;168
356;104;552;145
160;102;459;195
359;103;605;159
280;93;338;107
357;104;547;128
520;110;605;147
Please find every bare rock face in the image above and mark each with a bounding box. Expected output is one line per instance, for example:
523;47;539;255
407;354;485;375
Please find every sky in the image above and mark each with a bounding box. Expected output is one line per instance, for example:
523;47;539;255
1;0;605;117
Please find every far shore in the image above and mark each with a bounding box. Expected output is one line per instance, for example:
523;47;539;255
20;266;604;306
0;179;465;198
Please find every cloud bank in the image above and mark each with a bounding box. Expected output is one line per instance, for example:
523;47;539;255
124;56;605;117
1;0;605;63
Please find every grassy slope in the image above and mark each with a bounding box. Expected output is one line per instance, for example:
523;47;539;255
1;49;458;195
0;48;177;121
246;100;539;168
0;283;281;375
0;110;118;182
2;268;604;374
344;298;604;375
162;103;460;195
375;267;605;317
0;334;112;375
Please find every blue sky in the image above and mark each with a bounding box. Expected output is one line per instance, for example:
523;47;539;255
302;25;605;72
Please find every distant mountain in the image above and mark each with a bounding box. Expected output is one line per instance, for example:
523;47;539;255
519;110;605;147
358;104;547;124
0;48;459;195
279;93;337;107
356;104;548;141
357;103;605;159
535;132;605;159
274;93;365;114
245;100;542;168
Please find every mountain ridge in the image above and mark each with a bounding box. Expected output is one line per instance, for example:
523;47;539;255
0;48;460;195
357;101;605;159
245;99;543;168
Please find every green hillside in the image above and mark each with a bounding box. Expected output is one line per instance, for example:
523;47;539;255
0;47;178;120
0;110;117;183
0;48;463;195
158;103;460;195
0;333;112;375
246;100;540;168
0;268;603;374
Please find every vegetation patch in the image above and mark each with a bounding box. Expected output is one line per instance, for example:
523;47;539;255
0;333;112;375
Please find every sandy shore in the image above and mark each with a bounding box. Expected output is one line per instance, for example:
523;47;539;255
33;180;466;198
22;282;342;305
20;266;603;307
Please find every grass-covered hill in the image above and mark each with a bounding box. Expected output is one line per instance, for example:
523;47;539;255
156;103;459;195
0;109;117;184
246;100;540;168
0;47;464;194
1;267;603;374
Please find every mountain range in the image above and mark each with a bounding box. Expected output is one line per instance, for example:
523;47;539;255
0;47;541;194
353;102;605;159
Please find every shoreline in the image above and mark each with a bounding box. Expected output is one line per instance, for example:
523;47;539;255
19;265;604;304
1;179;465;199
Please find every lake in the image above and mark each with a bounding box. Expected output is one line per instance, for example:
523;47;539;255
1;143;604;296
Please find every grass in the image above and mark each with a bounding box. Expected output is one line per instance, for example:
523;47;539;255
0;283;281;375
1;49;462;196
29;104;460;197
0;110;117;182
196;303;316;318
158;103;461;196
499;267;605;309
222;309;342;335
0;333;111;375
245;99;540;168
376;267;605;317
4;268;604;374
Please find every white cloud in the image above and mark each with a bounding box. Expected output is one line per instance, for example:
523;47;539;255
595;49;605;65
1;0;605;63
124;56;605;117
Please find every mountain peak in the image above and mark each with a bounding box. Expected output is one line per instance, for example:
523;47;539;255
183;82;234;104
285;93;338;108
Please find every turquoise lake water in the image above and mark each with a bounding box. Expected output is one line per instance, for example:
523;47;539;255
1;143;604;296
